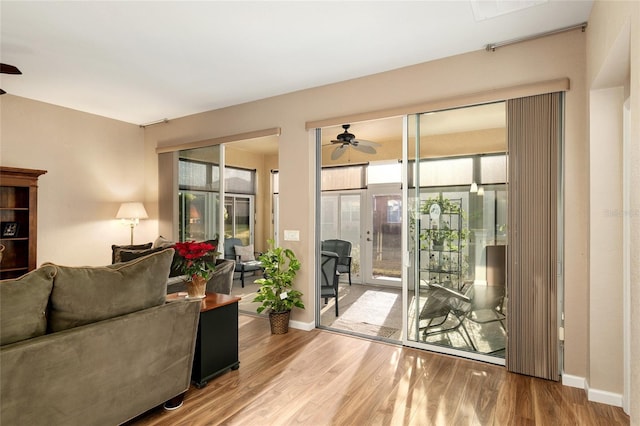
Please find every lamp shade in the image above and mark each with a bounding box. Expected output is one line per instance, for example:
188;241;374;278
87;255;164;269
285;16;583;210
470;182;478;193
116;202;148;220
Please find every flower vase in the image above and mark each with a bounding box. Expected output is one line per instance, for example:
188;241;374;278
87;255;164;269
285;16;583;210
186;275;207;298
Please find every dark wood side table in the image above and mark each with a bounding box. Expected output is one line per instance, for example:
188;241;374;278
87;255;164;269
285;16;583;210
163;292;240;410
167;292;241;389
192;292;241;388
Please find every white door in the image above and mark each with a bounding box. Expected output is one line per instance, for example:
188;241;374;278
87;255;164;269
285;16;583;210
363;184;402;287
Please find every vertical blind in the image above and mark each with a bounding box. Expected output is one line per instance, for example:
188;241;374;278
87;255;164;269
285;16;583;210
506;92;561;380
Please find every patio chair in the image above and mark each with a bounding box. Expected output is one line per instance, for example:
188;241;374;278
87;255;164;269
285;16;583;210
320;251;340;316
321;239;352;285
223;238;263;288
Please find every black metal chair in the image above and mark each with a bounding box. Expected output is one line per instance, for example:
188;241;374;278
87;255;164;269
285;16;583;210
320;251;340;316
223;238;263;288
321;239;352;285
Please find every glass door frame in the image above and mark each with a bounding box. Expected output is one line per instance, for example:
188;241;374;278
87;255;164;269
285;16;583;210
401;113;506;366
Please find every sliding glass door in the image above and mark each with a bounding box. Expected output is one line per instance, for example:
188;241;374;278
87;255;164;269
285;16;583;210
404;103;508;364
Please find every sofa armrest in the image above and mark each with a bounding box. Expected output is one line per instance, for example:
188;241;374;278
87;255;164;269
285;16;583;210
1;299;201;426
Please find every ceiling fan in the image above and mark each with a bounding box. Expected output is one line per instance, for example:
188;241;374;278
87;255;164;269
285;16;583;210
329;124;381;160
0;63;22;95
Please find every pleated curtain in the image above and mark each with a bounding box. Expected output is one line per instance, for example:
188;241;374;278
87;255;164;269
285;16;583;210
506;92;561;381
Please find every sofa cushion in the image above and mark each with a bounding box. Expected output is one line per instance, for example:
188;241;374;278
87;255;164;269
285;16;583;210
111;242;152;264
48;248;174;332
0;265;57;345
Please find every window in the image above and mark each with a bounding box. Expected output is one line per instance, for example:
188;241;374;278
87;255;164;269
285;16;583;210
178;159;256;243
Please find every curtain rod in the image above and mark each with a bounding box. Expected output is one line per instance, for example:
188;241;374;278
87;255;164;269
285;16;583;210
485;22;587;52
139;118;169;128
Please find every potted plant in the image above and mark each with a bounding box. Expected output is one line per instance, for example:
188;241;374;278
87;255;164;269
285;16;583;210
174;240;220;298
253;240;304;334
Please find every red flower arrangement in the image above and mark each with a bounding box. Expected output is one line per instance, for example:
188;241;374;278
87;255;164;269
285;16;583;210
174;241;219;281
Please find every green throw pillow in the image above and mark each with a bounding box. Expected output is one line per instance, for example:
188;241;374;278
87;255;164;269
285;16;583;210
0;265;57;345
48;248;174;332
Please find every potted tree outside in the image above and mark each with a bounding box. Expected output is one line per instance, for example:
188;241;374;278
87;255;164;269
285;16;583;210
253;240;305;334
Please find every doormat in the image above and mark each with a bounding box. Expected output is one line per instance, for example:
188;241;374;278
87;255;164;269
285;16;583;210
330;319;398;339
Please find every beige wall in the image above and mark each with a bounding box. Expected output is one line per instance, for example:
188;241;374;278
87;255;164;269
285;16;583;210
587;0;639;417
0;95;152;265
2;5;635;416
144;28;589;373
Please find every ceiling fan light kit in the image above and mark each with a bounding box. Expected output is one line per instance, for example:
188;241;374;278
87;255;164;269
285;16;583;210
329;124;381;160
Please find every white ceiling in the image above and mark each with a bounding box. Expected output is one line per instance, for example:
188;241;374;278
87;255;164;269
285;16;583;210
1;1;592;126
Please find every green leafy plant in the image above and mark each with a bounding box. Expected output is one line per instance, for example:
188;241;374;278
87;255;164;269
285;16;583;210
253;240;305;314
419;196;469;251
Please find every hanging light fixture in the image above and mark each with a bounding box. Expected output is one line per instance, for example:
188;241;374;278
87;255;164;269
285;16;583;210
470;182;478;193
477;186;485;196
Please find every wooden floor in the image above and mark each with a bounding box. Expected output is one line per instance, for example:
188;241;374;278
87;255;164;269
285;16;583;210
129;315;629;426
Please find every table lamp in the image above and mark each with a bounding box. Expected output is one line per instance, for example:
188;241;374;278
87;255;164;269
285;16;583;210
116;202;148;244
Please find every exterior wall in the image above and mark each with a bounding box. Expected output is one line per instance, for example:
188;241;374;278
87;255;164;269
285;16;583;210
0;95;150;265
143;29;589;378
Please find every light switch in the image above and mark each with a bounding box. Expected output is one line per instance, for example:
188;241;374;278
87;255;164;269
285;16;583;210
283;230;300;241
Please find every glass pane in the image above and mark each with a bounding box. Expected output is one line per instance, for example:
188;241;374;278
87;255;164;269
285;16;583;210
179;161;208;189
367;162;401;184
226;167;255;194
372;194;402;279
340;194;361;280
224;198;234;240
481;155;507;184
321;195;338;240
407;103;507;360
417;158;473;187
178;145;221;243
322;165;365;190
234;197;251;244
179;190;219;242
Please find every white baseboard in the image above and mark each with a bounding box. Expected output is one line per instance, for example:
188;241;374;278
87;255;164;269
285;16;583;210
562;374;622;407
289;319;314;331
587;385;623;407
562;374;585;389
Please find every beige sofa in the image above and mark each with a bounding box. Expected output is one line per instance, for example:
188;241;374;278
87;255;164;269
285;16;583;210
0;249;201;426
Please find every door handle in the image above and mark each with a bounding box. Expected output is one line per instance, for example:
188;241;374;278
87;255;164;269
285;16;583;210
366;237;372;242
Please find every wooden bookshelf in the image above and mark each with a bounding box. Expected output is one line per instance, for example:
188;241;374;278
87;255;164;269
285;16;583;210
0;166;47;279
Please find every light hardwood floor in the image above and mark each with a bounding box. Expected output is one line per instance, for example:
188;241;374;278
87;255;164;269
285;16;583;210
129;315;629;426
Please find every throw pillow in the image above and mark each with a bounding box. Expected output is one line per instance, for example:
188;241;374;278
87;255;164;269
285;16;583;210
0;265;57;345
47;248;174;332
152;235;174;249
111;242;152;264
119;246;166;263
234;244;255;262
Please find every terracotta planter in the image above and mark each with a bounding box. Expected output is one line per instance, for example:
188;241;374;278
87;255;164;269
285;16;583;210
186;275;207;298
269;310;290;334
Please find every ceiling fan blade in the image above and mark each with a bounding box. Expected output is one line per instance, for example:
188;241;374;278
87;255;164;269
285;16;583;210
352;144;377;155
331;145;347;160
353;138;381;147
0;64;22;74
